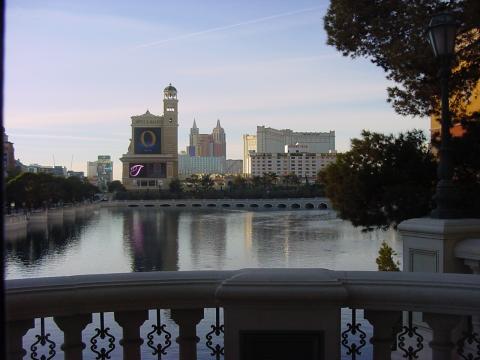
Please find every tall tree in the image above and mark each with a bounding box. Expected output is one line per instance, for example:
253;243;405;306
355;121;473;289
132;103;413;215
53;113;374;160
200;174;214;192
324;0;480;120
168;178;182;194
108;180;126;193
319;130;436;230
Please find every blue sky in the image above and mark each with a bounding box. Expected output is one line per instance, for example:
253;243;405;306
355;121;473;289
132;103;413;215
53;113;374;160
5;0;429;179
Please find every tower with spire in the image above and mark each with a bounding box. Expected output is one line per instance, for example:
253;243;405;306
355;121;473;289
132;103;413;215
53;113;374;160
186;118;226;157
212;119;226;157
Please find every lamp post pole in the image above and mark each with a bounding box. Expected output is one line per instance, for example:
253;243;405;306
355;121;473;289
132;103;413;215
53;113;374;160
431;57;457;218
427;12;460;219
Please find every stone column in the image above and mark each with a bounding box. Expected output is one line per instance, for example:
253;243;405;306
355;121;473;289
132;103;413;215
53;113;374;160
171;308;204;360
115;310;149;360
6;319;34;360
424;313;461;360
364;310;402;360
54;314;92;360
398;218;480;274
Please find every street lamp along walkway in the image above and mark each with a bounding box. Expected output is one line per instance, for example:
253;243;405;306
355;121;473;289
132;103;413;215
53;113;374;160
427;12;463;219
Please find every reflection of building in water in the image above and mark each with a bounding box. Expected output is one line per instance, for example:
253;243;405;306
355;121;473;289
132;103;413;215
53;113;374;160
251;213;341;267
122;210;179;271
188;213;227;269
243;212;253;251
5;220;85;267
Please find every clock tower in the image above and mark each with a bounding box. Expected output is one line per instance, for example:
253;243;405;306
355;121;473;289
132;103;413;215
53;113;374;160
120;84;179;190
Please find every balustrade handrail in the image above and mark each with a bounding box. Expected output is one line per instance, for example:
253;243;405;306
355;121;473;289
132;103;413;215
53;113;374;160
6;269;480;322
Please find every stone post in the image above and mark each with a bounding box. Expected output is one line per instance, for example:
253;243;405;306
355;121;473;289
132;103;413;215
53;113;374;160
171;308;204;360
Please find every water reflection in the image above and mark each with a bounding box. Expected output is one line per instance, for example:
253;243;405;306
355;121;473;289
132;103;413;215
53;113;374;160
5;215;91;268
5;208;402;279
187;212;227;269
121;209;179;271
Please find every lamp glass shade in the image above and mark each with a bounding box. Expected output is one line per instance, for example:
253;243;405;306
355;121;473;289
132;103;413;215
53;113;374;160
427;13;458;57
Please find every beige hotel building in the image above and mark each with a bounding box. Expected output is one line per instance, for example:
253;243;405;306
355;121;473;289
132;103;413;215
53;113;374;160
250;144;336;181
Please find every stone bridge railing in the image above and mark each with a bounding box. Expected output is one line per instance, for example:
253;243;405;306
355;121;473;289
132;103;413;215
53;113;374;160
104;197;331;210
6;269;480;360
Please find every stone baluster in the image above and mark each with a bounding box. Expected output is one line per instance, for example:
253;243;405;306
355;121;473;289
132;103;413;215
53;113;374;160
54;314;92;360
364;310;402;360
6;319;34;360
114;310;149;360
424;313;461;360
171;308;204;360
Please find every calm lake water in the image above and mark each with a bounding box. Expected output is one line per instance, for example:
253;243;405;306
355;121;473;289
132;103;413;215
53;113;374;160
5;207;402;360
6;207;401;278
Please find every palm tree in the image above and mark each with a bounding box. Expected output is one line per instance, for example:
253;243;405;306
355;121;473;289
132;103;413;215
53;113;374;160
251;175;263;188
200;174;214;193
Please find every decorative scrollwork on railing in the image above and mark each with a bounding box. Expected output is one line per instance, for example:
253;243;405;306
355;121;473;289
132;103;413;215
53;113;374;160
341;308;367;360
30;317;56;360
90;312;116;360
206;307;225;360
397;311;424;359
146;309;172;360
456;316;480;360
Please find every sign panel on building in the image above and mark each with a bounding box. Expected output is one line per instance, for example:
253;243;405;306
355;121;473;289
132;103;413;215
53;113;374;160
134;128;162;154
129;163;166;178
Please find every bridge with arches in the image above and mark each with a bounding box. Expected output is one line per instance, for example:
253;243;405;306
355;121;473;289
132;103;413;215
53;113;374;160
106;197;331;210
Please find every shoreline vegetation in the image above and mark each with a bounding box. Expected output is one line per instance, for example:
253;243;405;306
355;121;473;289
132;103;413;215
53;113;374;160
114;186;325;201
113;173;325;200
6;172;325;210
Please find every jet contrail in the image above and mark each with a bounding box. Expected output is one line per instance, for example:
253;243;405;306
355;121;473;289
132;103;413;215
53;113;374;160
136;5;323;48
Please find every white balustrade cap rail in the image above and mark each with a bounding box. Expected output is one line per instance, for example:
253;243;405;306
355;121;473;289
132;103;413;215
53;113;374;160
6;269;480;321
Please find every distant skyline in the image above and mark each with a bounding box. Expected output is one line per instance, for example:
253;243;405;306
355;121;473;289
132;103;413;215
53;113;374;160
5;0;429;180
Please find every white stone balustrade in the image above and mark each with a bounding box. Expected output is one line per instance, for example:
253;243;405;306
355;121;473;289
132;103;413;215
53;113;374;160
6;269;480;360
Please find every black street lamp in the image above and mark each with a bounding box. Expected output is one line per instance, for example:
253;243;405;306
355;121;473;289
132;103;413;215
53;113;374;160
427;12;461;219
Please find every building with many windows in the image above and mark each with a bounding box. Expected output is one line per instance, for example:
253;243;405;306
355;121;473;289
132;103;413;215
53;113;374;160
178;154;225;176
120;84;179;190
242;134;257;175
87;155;113;191
243;126;335;175
225;159;243;175
23;164;68;177
250;151;336;181
256;126;335;154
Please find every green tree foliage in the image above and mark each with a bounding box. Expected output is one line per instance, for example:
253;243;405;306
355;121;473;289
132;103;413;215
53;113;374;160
324;0;480;119
200;174;214;192
168;178;182;194
116;172;325;200
107;180;126;193
6;173;98;209
319;130;436;230
376;242;400;271
261;172;278;189
282;173;301;187
231;175;247;190
185;174;201;193
438;115;480;216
